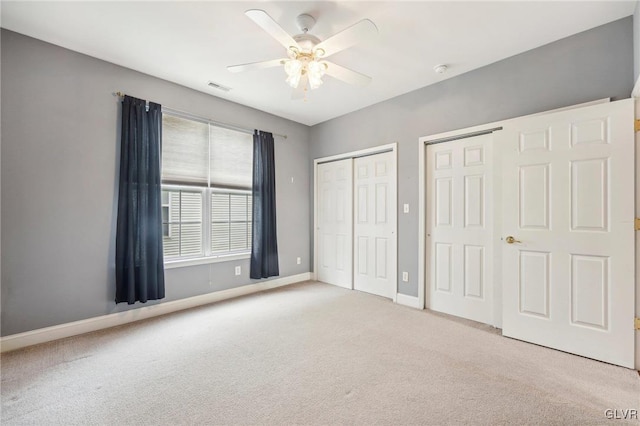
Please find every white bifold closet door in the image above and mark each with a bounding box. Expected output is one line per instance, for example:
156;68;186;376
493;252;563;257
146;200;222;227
353;152;397;298
317;159;353;289
426;134;494;324
499;99;635;368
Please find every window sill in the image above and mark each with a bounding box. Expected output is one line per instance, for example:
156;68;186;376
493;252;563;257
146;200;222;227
164;253;250;269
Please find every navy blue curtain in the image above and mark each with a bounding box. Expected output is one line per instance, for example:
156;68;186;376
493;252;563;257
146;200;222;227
115;95;165;304
250;130;279;279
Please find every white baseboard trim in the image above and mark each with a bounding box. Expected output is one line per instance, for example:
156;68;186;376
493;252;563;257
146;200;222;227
0;272;312;353
395;293;421;309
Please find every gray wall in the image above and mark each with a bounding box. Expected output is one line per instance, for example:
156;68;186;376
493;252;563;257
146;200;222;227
309;17;635;297
1;30;311;336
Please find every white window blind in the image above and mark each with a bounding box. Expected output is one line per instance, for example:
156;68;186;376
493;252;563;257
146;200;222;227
162;189;204;259
162;114;253;190
211;192;252;254
209;126;253;190
162;115;209;186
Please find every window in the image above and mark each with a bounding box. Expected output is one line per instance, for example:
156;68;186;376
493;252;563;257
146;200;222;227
161;112;253;262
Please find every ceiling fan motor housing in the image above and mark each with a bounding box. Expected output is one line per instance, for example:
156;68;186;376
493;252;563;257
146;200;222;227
293;33;321;53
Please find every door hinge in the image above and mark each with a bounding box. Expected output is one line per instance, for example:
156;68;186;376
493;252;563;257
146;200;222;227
635;119;640;132
635;218;640;231
635;317;640;330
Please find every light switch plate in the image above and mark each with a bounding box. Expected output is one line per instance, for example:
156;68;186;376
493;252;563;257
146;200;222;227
402;272;409;282
235;266;241;276
403;204;409;213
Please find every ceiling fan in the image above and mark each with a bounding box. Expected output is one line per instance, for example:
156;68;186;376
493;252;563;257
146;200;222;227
228;9;378;99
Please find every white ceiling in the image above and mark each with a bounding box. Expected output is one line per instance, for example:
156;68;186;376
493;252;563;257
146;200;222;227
1;1;636;126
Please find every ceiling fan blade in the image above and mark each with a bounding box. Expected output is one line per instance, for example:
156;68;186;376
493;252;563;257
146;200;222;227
245;9;299;50
227;58;285;73
323;62;372;86
292;73;309;101
314;19;378;58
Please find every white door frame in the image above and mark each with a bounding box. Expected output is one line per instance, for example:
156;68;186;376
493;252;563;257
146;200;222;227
418;99;611;318
313;143;399;301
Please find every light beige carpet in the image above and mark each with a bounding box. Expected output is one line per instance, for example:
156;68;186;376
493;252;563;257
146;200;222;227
1;281;638;425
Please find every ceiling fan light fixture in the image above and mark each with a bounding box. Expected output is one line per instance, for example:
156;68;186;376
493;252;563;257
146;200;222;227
286;72;301;89
285;59;303;88
307;60;327;90
308;73;323;90
308;60;326;76
284;58;302;77
287;47;299;59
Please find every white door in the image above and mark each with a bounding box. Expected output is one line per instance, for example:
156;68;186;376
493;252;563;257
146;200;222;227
317;159;353;289
353;152;397;298
500;99;635;368
426;134;494;325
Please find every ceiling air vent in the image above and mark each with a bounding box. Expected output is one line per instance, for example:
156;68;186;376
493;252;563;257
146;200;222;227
207;81;231;92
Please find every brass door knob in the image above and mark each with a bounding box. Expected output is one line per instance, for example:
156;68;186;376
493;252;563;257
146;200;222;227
505;236;521;244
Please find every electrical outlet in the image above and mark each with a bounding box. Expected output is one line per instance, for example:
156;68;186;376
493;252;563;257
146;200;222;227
403;204;409;213
402;272;409;282
235;266;241;276
296;257;301;265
